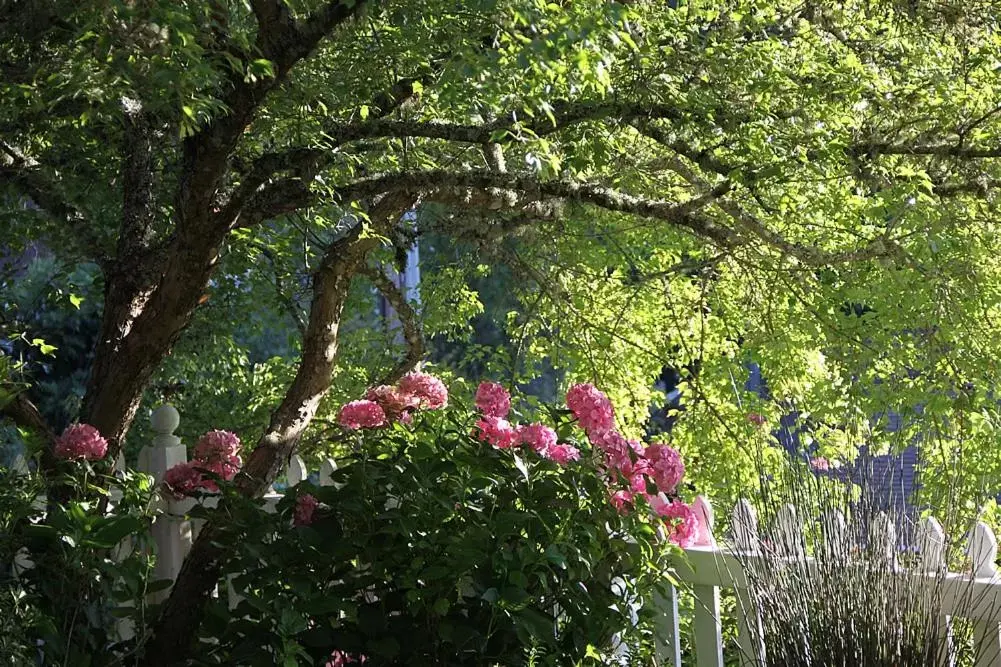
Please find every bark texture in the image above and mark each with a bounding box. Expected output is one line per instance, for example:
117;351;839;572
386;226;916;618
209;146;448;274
142;231;375;665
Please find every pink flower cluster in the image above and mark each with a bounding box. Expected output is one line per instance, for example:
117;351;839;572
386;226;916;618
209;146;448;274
472;382;580;467
475;415;518;449
339;400;387;429
649;494;700;548
294;494;319;526
339;371;449;429
475;381;511;418
810;456;830;471
54;423;108;461
566;383;616;437
398;371;448;409
566;382;704;548
326;652;366;667
163;430;243;499
194;430;242;478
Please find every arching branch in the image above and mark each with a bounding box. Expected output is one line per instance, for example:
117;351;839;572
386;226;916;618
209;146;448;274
361;264;425;387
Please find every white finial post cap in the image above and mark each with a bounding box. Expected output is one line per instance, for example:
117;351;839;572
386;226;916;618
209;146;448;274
150;404;181;447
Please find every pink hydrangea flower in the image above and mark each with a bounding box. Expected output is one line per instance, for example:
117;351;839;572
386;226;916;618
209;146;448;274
54;423;108;461
545;443;580;466
326;651;366;666
338;400;387;429
365;385;419;421
163;461;217;498
294;494;319;526
810;456;830;471
592;429;630;463
643;444;685;495
651;496;699;547
747;413;767;427
201;457;239;483
475;381;511;418
610;490;634;514
398;371;448;409
474;416;518;449
194;430;241;467
518;422;557;454
566;383;615;436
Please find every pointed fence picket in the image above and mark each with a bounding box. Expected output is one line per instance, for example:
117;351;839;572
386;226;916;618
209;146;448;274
656;496;1001;667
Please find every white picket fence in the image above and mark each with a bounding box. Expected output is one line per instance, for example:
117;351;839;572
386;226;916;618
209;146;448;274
137;405;338;602
660;498;1001;667
13;404;1001;664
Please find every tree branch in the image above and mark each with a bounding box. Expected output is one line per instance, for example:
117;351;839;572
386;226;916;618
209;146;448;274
0;394;55;445
330;169;737;246
361;264;425;387
144;229;377;665
862;141;1001;158
118;99;157;257
0;142;106;259
234;99;686;195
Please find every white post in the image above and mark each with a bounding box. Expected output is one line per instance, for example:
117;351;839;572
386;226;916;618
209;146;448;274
140;404;191;599
732;499;765;667
917;516;953;667
692;584;723;667
967;521;1001;667
287;454;307;487
653;582;682;667
320;457;340;488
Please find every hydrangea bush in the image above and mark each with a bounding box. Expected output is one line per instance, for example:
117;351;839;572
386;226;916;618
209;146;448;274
2;373;701;665
1;424;159;664
194;374;701;665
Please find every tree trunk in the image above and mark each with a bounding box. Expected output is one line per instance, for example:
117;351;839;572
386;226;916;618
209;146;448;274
81;229;226;453
141;231;375;665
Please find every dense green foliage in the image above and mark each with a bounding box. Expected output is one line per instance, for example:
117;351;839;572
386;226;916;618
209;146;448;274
0;457;159;665
7;2;1001;523
201;404;670;666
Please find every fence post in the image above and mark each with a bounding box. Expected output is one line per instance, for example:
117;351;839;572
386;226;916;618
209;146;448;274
139;404;191;600
968;521;1001;667
690;496;723;667
320;457;339;487
732;499;765;667
917;516;954;667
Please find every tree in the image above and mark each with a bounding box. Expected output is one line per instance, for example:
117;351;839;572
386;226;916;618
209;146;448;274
5;0;1001;661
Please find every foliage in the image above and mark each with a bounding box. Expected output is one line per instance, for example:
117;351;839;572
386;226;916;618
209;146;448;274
0;253;102;430
9;0;1001;658
0;455;160;665
9;0;1001;516
195;400;674;666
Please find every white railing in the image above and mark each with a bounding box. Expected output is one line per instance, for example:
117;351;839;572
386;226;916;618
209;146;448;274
137;405;338;607
664;497;1001;667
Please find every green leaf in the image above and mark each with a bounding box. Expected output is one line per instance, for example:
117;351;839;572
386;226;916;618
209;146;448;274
513;452;530;482
87;516;144;548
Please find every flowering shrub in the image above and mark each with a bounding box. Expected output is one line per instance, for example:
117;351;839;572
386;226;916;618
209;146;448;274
1;424;158;664
53;423;108;460
197;375;697;665
1;376;699;665
163;429;244;498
